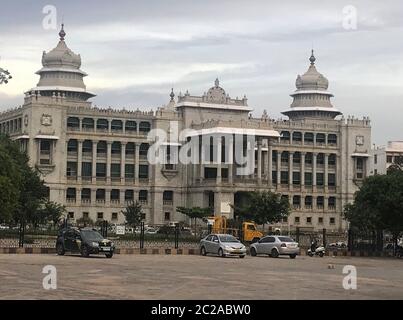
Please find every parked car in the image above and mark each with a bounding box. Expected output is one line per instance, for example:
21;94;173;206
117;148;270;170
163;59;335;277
200;234;246;258
249;235;299;259
0;224;10;230
56;227;115;258
145;227;158;234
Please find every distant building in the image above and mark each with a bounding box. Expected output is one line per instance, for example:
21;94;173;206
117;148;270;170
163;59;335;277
370;141;403;175
0;26;372;232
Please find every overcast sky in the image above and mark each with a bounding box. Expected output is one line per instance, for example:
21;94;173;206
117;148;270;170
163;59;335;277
1;0;403;144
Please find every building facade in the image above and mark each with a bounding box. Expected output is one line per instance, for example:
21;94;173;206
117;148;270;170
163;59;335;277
370;141;403;175
0;27;372;232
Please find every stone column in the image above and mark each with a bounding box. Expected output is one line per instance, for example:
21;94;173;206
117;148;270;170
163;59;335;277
200;138;205;182
313;153;317;190
257;138;262;185
92;140;98;184
76;188;82;206
135;142;140;183
107;141;112;184
121;142;126;183
268;145;273;188
77;140;83;182
301;152;306;187
277;151;281;186
216;136;222;184
289;152;293;191
228;135;234;184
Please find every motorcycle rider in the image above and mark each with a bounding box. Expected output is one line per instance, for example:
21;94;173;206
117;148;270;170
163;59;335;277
311;238;318;252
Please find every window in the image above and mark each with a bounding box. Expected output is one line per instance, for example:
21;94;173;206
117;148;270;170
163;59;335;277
330;217;336;225
111;141;121;154
328;197;336;209
304;132;314;143
68;212;74;219
66;162;77;177
96;163;106;177
305;172;312;186
126;142;135;155
272;171;277;185
272;150;277;163
164;212;171;221
111;164;121;178
111;189;120;201
316;133;326;144
139;143;149;157
66;188;76;200
261;237;275;243
96;119;108;130
293;152;301;164
293;172;300;185
316;173;324;186
139;165;149;179
204;167;217;179
83;212;89;219
111;120;123;131
387;155;393;163
163;191;173;205
125;190;134;201
139;190;148;202
112;212;118;221
97;141;107;154
125;121;137;132
317;196;324;208
306;217;312;224
317;153;324;165
139;122;151;133
125;164;135;178
328;174;336;187
67;140;78;152
374;154;378;165
281;151;289;164
293;195;301;207
280;131;290;142
280;171;289;184
96;189;106;201
305;196;312;208
318;217;323;224
327;134;337;145
328;154;336;166
82;140;92;153
356;158;364;170
82;162;92;178
97;212;104;220
82;118;94;129
292;131;302;142
295;217;300;223
67;117;79;128
305;153;313;165
81;188;91;201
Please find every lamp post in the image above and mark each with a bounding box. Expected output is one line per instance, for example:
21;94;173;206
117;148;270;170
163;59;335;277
0;67;12;84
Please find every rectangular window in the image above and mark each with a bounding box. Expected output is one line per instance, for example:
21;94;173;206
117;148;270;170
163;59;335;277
293;172;300;185
328;173;336;187
306;217;312;224
125;164;135;178
272;171;277;185
66;162;77;177
96;163;106;177
139;165;149;179
305;172;312;186
68;212;74;219
316;173;324;186
139;190;148;202
110;189;120;201
330;217;336;225
294;217;300;223
112;212;118;221
111;164;121;178
280;171;289;184
305;153;313;165
164;212;171;221
387;155;393;163
125;190;134;201
318;217;323;224
317;196;324;208
82;162;92;178
97;212;104;220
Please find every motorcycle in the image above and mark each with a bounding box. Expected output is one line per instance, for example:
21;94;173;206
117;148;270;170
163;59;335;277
307;246;326;257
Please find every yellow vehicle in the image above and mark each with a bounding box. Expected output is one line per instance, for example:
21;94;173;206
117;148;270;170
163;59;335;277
207;216;263;243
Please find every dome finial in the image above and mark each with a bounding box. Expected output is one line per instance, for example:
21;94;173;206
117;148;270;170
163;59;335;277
170;88;175;101
309;49;316;65
59;23;66;41
215;78;219;87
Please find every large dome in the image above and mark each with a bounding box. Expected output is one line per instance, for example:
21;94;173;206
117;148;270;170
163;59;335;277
295;51;329;91
41;25;81;69
206;78;226;103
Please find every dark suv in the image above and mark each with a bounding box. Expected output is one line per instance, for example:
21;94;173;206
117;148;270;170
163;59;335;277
56;227;115;258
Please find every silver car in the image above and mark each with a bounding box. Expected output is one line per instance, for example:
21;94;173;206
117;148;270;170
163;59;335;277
200;234;247;258
250;235;299;259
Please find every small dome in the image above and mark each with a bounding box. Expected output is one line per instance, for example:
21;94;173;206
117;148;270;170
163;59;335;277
41;25;81;69
295;51;329;91
206;78;226;103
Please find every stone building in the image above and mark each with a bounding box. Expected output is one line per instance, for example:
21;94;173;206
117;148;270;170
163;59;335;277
0;27;372;232
370;141;403;175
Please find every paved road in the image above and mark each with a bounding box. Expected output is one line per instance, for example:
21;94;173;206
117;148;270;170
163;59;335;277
0;254;402;299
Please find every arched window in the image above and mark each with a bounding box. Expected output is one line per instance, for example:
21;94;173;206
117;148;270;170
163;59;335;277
328;134;337;145
97;119;109;130
292;131;302;142
82;140;93;153
126;142;135;155
111;120;123;131
111;141;121;154
281;151;289;164
97;141;107;154
139;121;151;133
316;133;326;144
67;139;78;152
139;143;149;157
304;132;314;143
82;118;94;129
125;121;137;132
67;117;79;129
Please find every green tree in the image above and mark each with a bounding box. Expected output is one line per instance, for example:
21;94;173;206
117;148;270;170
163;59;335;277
122;201;145;227
39;201;66;227
344;171;403;246
76;216;95;228
176;206;212;235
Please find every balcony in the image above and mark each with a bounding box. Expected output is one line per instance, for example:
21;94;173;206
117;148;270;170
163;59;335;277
163;200;173;206
110;200;120;206
66;198;76;204
81;199;91;206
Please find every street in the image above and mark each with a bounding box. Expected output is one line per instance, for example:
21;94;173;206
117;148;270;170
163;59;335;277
0;254;402;299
